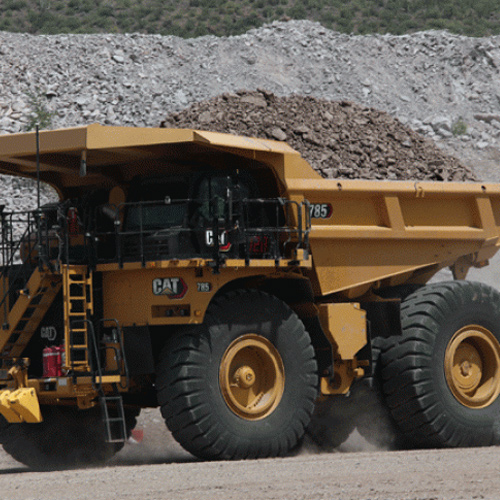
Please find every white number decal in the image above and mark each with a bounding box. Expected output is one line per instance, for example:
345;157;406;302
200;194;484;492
309;203;332;219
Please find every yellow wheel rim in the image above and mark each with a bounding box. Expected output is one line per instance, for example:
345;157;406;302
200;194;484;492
444;325;500;409
219;334;285;421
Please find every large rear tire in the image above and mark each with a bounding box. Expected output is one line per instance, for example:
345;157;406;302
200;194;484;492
381;281;500;448
0;405;139;470
305;396;355;450
156;289;318;460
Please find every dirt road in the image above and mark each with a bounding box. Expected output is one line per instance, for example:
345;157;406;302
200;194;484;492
0;430;499;500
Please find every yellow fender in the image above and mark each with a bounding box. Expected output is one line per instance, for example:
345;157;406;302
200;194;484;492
0;388;42;423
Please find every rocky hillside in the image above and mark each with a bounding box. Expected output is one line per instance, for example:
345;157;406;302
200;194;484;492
1;22;500;173
1;20;500;210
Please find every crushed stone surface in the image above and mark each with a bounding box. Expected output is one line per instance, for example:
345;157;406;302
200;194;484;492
2;20;500;210
161;90;475;181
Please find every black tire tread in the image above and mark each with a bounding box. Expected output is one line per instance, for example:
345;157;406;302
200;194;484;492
0;406;139;470
381;281;500;448
157;289;318;460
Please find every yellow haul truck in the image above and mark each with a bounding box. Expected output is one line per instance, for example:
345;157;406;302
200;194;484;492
0;124;499;468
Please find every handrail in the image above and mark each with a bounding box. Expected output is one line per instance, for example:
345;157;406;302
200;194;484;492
99;196;311;267
0;206;59;316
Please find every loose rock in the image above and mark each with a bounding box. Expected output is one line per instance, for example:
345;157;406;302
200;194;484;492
161;91;475;182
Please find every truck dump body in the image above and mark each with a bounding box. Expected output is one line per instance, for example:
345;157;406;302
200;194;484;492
0;124;498;298
294;178;500;297
0;124;499;467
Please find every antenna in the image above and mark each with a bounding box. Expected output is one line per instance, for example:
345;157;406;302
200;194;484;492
35;125;46;271
36;125;40;211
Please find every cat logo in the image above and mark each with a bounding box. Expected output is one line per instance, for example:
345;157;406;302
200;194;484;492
152;277;188;299
205;229;232;252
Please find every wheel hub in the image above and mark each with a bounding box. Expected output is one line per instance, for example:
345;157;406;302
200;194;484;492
445;325;500;409
454;343;482;391
460;360;471;377
219;334;285;421
234;366;256;389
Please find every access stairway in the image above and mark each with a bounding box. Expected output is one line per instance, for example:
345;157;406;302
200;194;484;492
62;265;128;442
0;268;61;362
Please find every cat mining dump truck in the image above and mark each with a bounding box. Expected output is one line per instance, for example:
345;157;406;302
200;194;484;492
0;124;500;468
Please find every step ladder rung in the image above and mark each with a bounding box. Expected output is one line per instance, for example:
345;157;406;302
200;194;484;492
64;265;94;372
100;385;127;444
95;375;122;384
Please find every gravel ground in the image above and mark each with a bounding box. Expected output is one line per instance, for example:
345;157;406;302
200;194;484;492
0;430;499;500
0;408;498;500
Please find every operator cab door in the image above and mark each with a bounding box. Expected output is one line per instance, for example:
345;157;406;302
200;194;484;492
190;171;274;260
120;177;194;261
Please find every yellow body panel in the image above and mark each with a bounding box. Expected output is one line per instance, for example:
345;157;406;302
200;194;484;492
0;388;42;423
101;264;305;326
0;124;309;198
287;178;500;298
1;125;497;300
318;303;367;359
1;125;500;407
0;391;23;423
0;128;498;300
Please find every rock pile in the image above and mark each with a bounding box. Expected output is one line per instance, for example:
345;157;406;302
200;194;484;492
161;90;475;181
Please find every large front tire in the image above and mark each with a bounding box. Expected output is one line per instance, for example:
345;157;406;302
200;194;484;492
156;290;318;460
381;281;500;448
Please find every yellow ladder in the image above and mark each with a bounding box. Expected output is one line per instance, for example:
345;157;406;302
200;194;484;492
0;269;61;360
62;265;93;372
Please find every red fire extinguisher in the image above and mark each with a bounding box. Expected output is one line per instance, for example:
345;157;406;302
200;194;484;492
67;207;81;236
42;345;64;377
43;346;58;377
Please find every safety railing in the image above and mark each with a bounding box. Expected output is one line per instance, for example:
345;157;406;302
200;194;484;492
93;196;311;268
0;206;58;318
0;195;312;304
